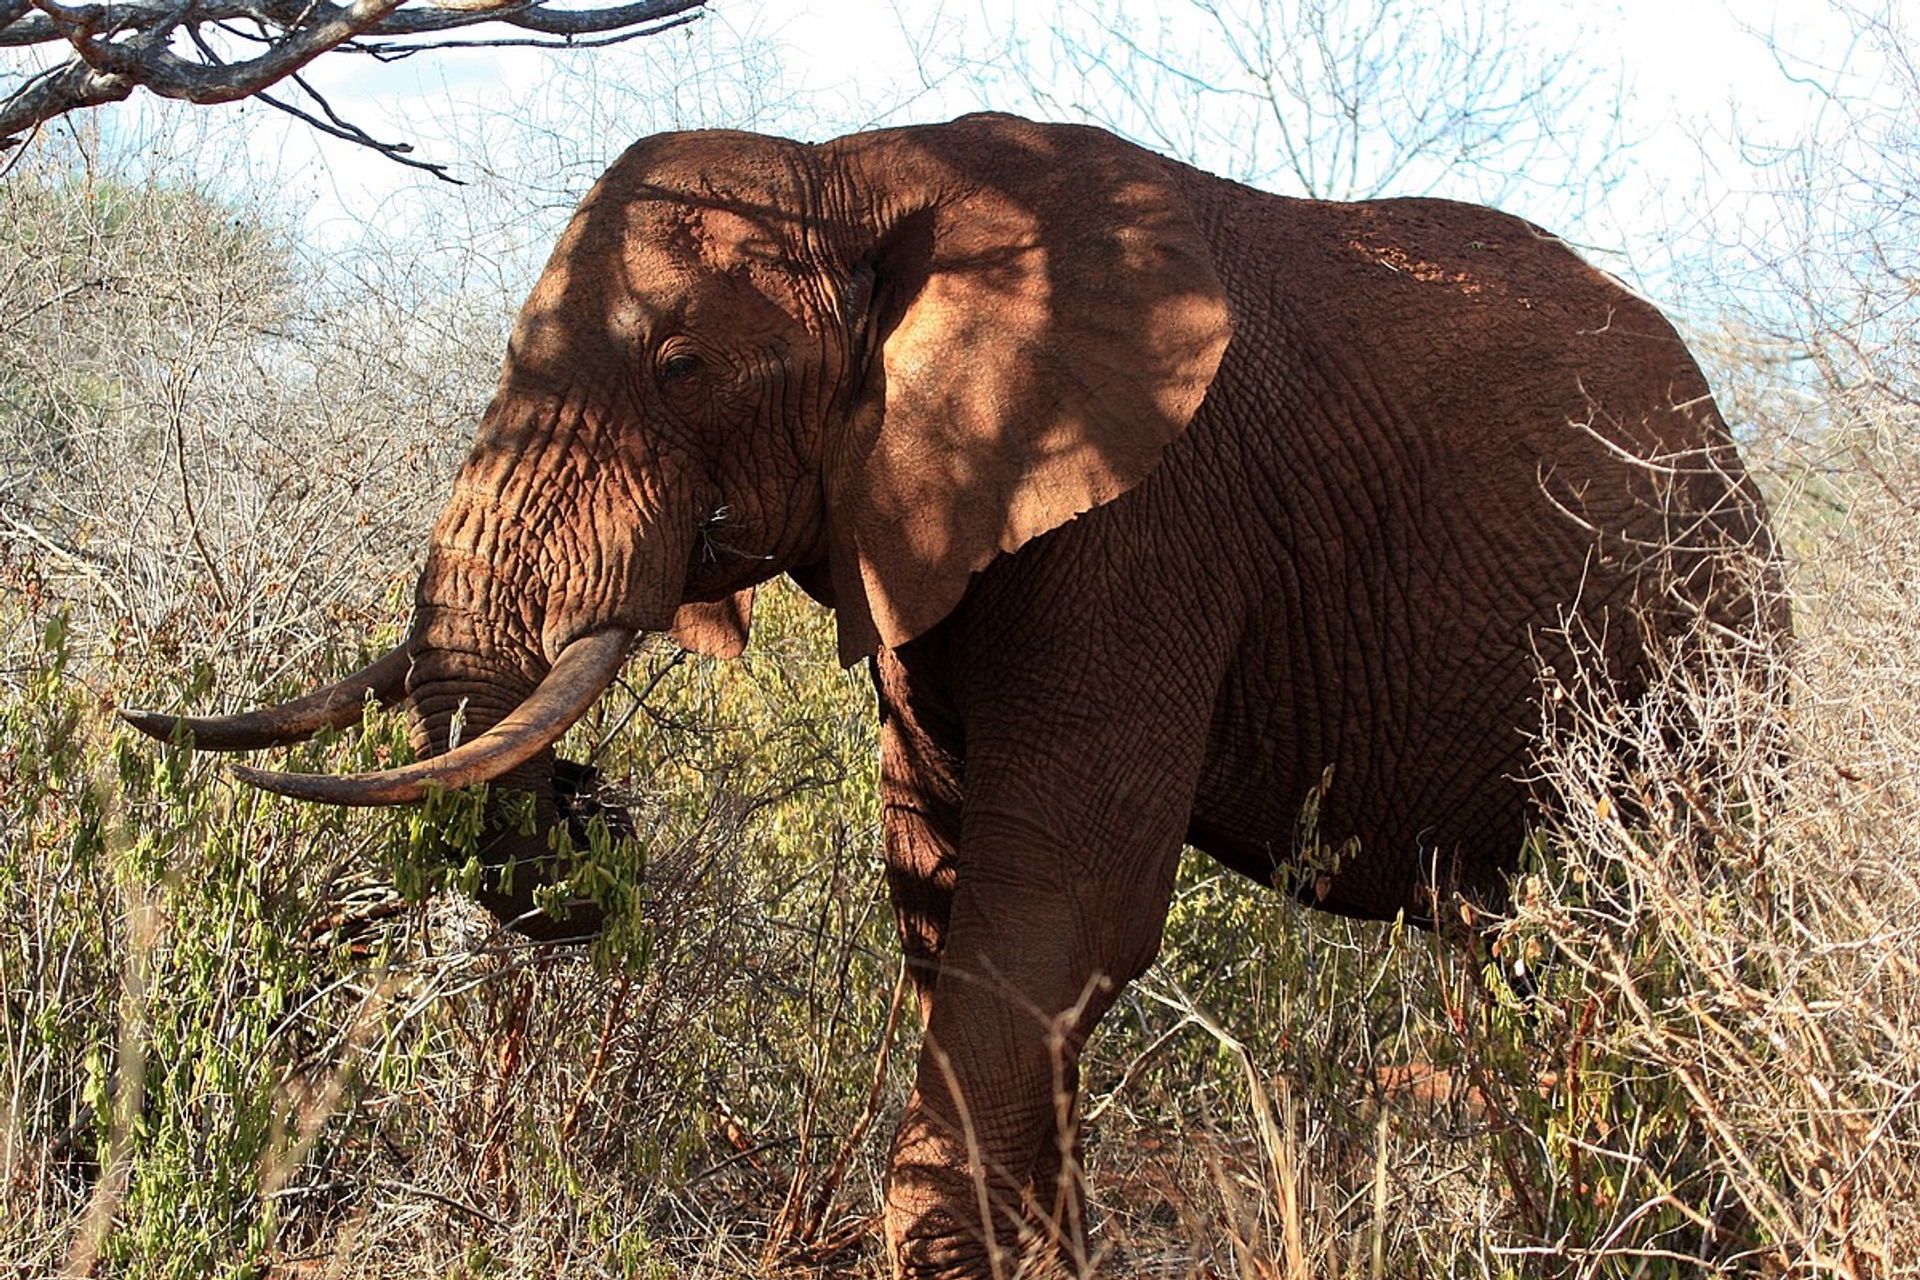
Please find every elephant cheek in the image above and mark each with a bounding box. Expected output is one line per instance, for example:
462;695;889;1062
540;485;705;659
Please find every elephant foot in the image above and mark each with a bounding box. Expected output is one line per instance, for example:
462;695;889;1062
885;1203;1015;1280
886;1134;1093;1278
885;1206;1086;1280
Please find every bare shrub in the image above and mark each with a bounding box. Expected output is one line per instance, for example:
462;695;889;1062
921;0;1626;229
0;125;500;688
1480;415;1919;1276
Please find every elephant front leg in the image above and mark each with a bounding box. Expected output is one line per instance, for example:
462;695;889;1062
883;805;1186;1279
882;758;961;1025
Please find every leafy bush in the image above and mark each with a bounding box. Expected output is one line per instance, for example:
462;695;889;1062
5;94;1919;1280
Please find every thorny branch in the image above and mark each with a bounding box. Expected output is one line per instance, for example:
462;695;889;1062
1;0;705;175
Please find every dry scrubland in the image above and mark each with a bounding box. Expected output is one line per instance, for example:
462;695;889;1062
4;135;1919;1280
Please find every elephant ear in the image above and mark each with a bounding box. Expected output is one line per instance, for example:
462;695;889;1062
823;115;1233;665
670;590;754;658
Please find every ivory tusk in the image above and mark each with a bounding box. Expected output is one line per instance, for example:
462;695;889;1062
119;641;413;752
229;628;634;806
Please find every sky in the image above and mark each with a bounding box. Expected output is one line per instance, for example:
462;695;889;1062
17;0;1884;316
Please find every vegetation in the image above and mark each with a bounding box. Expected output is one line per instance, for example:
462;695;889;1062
0;0;707;174
4;7;1919;1276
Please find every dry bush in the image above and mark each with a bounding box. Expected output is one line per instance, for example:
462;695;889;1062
9;22;1920;1273
1463;387;1920;1277
1460;10;1920;1265
0;123;499;687
251;592;902;1280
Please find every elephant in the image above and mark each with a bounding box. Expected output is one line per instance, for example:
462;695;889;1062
124;113;1785;1277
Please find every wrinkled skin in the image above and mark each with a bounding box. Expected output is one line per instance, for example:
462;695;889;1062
137;115;1785;1277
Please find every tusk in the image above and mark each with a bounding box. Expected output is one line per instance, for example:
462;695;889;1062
230;628;634;807
119;641;413;751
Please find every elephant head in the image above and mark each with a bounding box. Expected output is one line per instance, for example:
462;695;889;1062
123;115;1232;935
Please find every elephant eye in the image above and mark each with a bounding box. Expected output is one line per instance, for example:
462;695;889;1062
658;350;702;386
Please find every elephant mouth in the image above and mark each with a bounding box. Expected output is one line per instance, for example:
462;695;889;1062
463;754;628;942
551;756;637;845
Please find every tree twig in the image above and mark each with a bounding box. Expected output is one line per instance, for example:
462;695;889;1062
1;0;707;174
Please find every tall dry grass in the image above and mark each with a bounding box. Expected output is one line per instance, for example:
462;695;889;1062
6;106;1920;1280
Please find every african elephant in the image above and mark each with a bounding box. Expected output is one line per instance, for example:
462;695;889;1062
125;113;1785;1277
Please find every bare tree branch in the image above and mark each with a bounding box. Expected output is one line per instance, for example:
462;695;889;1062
961;0;1624;222
255;71;457;182
1;0;705;168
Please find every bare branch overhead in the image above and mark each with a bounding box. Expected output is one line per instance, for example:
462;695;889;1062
1;0;706;168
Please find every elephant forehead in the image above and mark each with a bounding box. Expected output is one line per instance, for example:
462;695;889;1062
511;206;813;372
606;202;816;318
685;205;806;270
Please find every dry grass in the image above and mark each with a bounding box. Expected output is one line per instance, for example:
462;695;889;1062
5;119;1920;1280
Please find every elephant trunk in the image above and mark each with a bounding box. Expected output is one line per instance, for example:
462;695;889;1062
397;608;634;940
385;407;704;938
128;383;702;940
